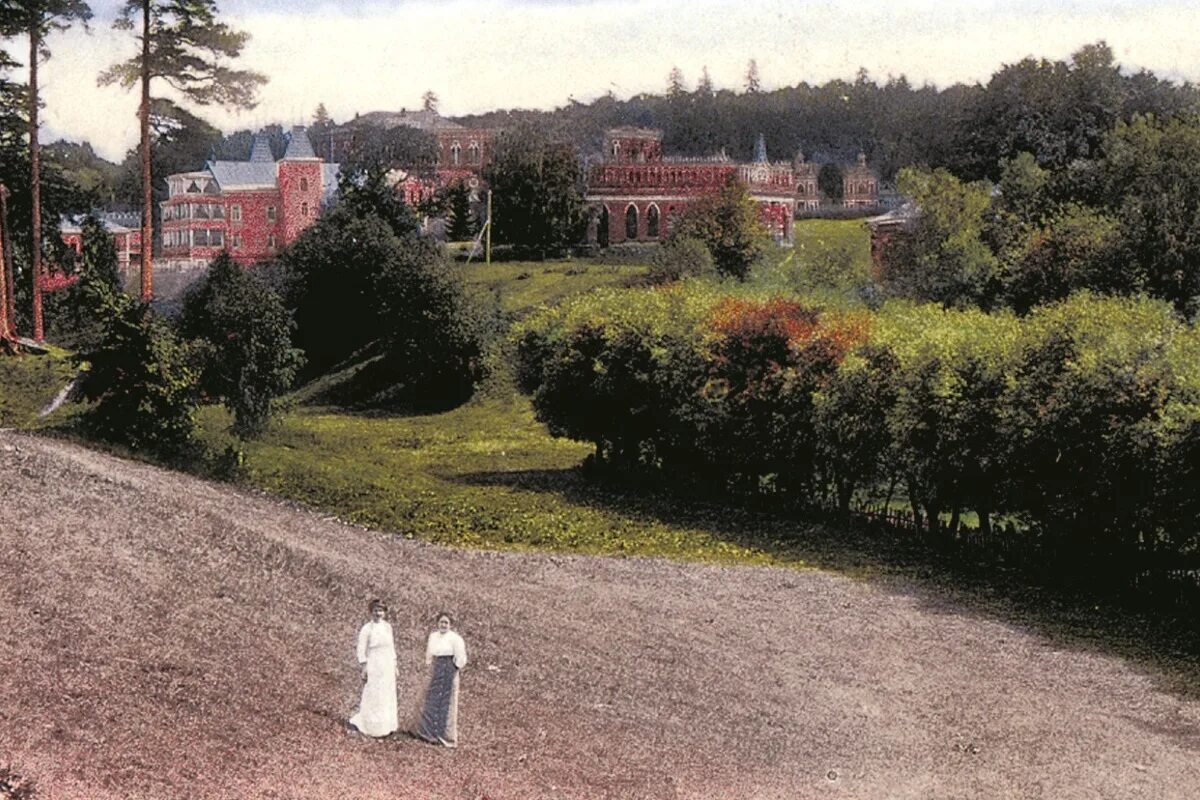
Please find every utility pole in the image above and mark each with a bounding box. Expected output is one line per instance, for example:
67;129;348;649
485;190;492;265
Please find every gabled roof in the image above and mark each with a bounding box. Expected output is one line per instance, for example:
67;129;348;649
207;161;278;191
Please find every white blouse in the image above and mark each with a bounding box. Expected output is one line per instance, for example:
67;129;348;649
357;620;396;664
425;630;468;669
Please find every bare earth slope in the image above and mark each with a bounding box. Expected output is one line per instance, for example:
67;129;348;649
2;430;1199;800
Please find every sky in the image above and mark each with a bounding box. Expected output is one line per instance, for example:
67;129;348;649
5;0;1200;162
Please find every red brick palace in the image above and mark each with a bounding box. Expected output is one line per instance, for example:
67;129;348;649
584;128;797;245
158;126;339;270
60;211;143;274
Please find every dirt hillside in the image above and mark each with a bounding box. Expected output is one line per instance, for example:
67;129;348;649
2;430;1199;799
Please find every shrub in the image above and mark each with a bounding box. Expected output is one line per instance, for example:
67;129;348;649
670;178;768;280
178;253;304;438
647;236;714;285
77;287;199;461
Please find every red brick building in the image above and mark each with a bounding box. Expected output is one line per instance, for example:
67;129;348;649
842;152;879;209
585;129;796;246
158;126;338;270
60;211;143;274
327;110;498;185
794;150;820;212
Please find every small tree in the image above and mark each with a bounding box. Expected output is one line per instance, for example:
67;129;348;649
670;177;767;280
77;283;198;459
744;59;761;94
647;236;714;284
483;125;585;258
48;212;121;349
444;179;476;241
178;252;303;438
887;167;999;308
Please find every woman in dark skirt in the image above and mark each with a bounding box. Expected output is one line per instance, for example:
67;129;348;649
414;612;468;747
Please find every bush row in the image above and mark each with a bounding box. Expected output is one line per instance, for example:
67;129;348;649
515;285;1200;577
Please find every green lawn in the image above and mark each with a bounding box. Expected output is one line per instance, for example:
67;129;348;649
463;260;645;317
757;218;873;292
198;396;833;566
0;349;79;430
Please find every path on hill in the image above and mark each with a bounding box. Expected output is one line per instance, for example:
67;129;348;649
2;430;1199;800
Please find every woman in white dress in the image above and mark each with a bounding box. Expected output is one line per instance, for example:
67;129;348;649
349;599;399;737
414;612;468;747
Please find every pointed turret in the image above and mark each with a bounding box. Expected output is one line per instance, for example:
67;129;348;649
249;132;274;163
282;125;318;160
754;133;768;163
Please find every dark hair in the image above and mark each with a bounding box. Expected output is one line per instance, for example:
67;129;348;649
434;611;454;624
369;598;387;613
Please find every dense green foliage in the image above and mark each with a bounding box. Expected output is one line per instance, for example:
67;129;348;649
278;189;488;409
45;212;123;349
77;288;199;459
647;236;714;285
516;285;1200;578
0;348;76;428
178;253;303;437
668;178;768;280
483;125;585;257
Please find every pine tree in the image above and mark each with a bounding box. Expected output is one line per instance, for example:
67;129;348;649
667;66;686;97
422;89;439;113
99;0;265;302
0;1;93;341
745;59;761;94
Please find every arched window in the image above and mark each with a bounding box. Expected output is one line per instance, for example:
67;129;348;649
647;204;660;239
451;142;461;166
301;202;309;217
612;140;621;159
625;204;638;241
468;141;480;163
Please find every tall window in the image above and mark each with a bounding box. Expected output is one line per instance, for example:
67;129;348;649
300;177;309;192
232;233;242;249
624;204;638;240
468;142;480;163
267;206;277;222
231;204;242;222
267;234;276;250
647;205;660;239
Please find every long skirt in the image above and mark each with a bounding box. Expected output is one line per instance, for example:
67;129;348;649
414;655;460;746
350;649;398;737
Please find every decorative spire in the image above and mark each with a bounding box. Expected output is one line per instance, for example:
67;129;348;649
754;133;768;163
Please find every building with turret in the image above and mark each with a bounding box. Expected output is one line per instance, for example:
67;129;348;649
842;152;879;208
158;126;339;270
584;129;796;245
793;149;820;212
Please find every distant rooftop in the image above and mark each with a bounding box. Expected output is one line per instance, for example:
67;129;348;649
346;109;464;131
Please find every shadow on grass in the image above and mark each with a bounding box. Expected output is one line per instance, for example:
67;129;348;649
450;465;1200;701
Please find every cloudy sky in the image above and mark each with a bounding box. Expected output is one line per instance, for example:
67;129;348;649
6;0;1200;161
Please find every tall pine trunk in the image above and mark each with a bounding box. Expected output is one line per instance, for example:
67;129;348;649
139;0;153;302
0;184;15;342
30;24;43;341
0;184;11;347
